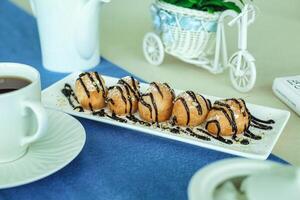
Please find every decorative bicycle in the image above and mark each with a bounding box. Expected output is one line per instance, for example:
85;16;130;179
143;1;256;93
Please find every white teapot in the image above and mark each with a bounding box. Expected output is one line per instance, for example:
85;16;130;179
29;0;110;72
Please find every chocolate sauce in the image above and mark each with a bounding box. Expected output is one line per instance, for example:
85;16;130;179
240;99;251;118
199;94;210;112
163;83;175;100
126;115;151;126
251;115;275;124
250;120;273;130
210;104;238;138
186;128;210;141
131;77;138;91
240;139;250;145
226;98;246;116
244;130;262;140
151;82;163;98
86;72;100;93
78;76;90;98
205;120;220;136
61;84;84;112
108;85;128;113
176;97;190;126
107;98;115;105
89;103;94;112
149;93;159;125
186;91;202;115
197;128;233;145
206;99;212;110
161;126;181;134
139;94;153;120
92;109;127;123
170;116;177;128
118;78;139;99
124;84;133;114
78;72;107;98
73;106;84;112
94;72;106;98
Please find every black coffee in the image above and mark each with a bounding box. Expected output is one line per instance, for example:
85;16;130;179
0;77;31;94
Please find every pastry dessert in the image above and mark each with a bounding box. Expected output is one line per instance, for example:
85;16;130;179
138;82;175;123
106;76;140;115
206;98;250;137
75;72;107;111
171;91;211;127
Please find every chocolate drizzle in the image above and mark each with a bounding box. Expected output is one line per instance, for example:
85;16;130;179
139;92;159;125
186;128;210;141
118;77;140;99
61;84;83;112
226;98;245;116
214;101;238;139
186;91;202;115
108;85;128;113
92;109;127;123
149;93;159;125
177;97;190;126
89;103;94;112
107;98;115;105
139;94;153;119
251;115;275;124
163;83;175;100
109;77;141;115
151;82;163;98
197;127;234;145
86;72;100;92
126;115;151;126
250;120;273;130
206;99;212;110
124;84;133;114
244;130;262;140
77;72;106;98
131;77;138;91
94;72;106;98
78;75;90;98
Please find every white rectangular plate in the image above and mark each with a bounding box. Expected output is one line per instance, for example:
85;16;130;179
42;72;290;160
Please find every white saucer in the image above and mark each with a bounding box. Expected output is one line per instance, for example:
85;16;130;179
187;158;283;200
0;109;86;189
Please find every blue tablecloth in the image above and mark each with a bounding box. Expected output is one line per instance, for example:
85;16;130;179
0;1;286;199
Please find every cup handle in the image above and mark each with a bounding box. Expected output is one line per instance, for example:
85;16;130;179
21;101;48;146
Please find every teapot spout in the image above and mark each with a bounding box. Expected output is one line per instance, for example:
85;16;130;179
75;0;110;60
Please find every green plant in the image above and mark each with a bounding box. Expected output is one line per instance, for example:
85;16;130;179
161;0;250;13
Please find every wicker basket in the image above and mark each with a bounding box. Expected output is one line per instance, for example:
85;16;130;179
151;0;220;59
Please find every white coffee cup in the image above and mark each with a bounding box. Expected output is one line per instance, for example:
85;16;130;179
29;0;110;73
0;63;48;163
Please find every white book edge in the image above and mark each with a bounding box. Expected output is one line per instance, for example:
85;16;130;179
273;79;300;116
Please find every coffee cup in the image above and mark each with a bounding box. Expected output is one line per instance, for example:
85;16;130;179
0;63;47;163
